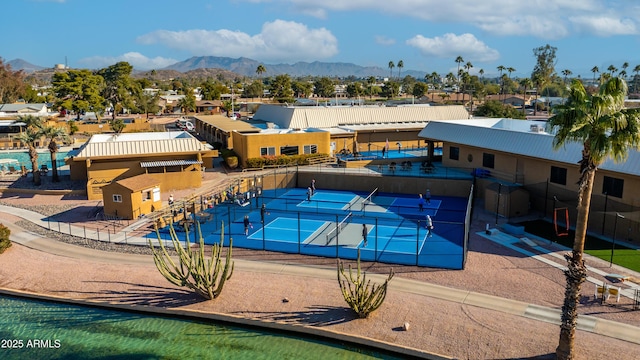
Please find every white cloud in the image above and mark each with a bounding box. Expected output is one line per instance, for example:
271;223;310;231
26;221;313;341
78;52;178;70
406;33;500;62
476;16;570;39
570;16;637;36
241;0;639;38
374;35;395;46
136;20;338;63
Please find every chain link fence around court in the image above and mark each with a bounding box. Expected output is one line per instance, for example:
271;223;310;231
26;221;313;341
523;180;640;243
150;167;473;269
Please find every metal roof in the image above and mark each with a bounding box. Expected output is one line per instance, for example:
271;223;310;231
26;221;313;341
0;103;47;112
113;174;160;191
418;119;640;176
140;160;203;168
253;104;470;129
69;131;211;160
194;114;260;133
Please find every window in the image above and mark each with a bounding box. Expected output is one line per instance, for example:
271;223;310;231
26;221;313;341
449;146;459;161
303;144;318;154
550;166;567;185
260;147;275;156
143;190;152;201
482;153;495;169
602;176;624;198
280;145;299;156
112;194;122;203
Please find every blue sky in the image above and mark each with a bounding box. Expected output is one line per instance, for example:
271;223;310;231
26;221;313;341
2;0;640;78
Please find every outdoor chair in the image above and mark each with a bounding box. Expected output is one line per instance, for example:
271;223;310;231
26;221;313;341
40;164;49;175
594;283;621;303
607;286;622;303
594;283;608;300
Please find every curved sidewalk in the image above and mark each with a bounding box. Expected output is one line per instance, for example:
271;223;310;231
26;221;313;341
2;205;640;345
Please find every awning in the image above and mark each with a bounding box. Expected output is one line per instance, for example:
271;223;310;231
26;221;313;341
140;159;203;168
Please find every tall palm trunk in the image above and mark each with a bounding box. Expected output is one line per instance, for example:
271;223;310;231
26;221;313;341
556;150;596;360
49;140;59;182
522;85;527;114
28;146;41;186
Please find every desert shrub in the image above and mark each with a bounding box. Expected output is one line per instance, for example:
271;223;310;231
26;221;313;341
244;153;330;168
220;149;239;169
337;250;394;318
149;221;233;300
0;223;11;254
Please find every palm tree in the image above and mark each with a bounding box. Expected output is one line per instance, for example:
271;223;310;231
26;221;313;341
397;60;404;79
387;61;395;80
519;77;533;114
619;70;627;80
633;65;640;93
40;125;69;182
464;61;473;75
256;64;266;100
497;65;506;101
455;56;464;89
547;77;640;360
561;69;573;85
607;64;618;76
16;128;41;185
178;89;196;115
367;76;376;99
255;64;266;78
445;72;456;89
479;68;484;81
532;73;543;116
591;66;599;84
506;67;516;99
15;115;44;185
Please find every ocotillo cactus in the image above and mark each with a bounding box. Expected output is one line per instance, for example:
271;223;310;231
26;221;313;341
149;220;234;300
337;249;394;318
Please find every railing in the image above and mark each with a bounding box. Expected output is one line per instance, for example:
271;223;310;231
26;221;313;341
88;201;103;219
297;162;475;180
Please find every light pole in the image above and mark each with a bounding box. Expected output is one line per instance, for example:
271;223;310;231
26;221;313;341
495;183;502;226
602;192;608;235
610;212;625;267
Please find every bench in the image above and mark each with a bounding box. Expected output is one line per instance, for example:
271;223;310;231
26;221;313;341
594;283;621;303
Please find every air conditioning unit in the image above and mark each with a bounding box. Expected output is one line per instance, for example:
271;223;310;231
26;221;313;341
530;124;544;133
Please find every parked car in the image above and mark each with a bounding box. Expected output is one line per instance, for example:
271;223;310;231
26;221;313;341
175;118;194;131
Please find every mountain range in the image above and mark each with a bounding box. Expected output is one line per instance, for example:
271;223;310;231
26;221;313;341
163;56;426;78
7;56;426;79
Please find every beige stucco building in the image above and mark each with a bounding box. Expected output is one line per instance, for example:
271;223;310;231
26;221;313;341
68;131;217;200
101;174;162;220
193;104;470;167
419;118;640;240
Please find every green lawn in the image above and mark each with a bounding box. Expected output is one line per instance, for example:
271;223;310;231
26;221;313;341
518;219;640;273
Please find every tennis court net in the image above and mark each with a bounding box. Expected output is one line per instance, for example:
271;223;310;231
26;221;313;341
326;212;352;245
361;188;378;211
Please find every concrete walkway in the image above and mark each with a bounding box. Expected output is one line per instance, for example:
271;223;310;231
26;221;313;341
2;204;640;346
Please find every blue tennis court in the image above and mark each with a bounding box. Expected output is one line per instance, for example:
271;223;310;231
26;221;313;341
151;186;470;269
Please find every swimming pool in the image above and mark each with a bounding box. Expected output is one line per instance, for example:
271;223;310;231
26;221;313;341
0;150;69;171
0;294;405;360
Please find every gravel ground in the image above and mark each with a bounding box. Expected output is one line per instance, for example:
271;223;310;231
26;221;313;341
1;178;640;359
